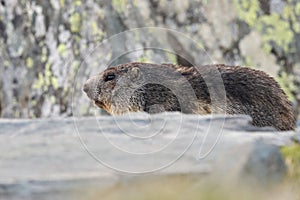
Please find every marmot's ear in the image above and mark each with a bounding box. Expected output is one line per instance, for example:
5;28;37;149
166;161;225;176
130;67;141;80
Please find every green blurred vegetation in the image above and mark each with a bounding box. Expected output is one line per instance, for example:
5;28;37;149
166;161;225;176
77;142;300;200
83;173;300;200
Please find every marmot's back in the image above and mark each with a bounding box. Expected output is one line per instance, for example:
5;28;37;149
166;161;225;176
83;62;296;131
216;64;295;130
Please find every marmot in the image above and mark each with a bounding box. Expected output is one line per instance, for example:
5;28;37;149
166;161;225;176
83;62;296;131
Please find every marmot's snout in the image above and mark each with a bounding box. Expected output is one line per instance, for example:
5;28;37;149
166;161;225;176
83;82;89;93
83;77;99;100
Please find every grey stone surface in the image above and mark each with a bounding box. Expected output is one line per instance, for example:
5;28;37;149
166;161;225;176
0;113;297;199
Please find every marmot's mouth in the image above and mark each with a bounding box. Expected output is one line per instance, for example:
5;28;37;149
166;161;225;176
94;100;105;109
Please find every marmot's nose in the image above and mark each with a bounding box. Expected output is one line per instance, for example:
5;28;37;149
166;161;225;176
83;82;89;93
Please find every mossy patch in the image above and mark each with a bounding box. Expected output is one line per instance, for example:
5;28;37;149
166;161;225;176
69;12;81;33
74;0;82;6
275;72;297;101
33;73;45;90
41;46;48;63
91;21;104;41
51;77;59;89
234;0;260;26
4;60;10;68
137;50;159;63
296;2;300;15
112;0;127;14
33;61;60;91
60;0;65;8
26;57;34;68
258;14;293;52
166;52;177;64
57;43;67;57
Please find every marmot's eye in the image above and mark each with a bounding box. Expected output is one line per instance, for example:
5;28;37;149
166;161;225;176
104;74;115;82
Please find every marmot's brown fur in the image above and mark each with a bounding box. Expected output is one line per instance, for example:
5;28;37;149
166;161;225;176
83;62;296;131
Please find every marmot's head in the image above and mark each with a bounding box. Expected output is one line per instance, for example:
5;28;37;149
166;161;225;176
83;63;146;114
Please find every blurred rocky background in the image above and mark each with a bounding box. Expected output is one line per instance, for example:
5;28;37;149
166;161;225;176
0;0;299;118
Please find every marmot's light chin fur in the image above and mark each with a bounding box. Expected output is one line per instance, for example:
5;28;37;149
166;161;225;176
83;62;296;131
